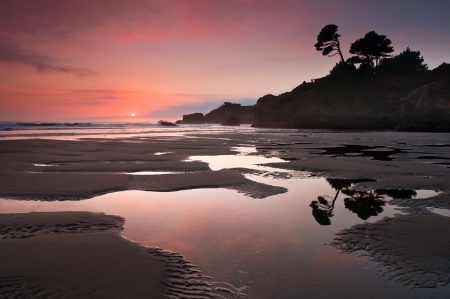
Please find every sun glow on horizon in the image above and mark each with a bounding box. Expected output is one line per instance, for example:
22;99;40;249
1;1;449;122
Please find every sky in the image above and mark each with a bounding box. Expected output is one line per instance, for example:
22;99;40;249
1;0;449;122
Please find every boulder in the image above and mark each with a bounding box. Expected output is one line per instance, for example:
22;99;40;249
158;120;177;127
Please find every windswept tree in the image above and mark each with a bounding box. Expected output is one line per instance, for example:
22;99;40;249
314;24;345;63
348;31;394;66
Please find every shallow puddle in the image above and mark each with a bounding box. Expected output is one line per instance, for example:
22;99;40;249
188;146;287;171
428;208;450;217
315;144;406;161
128;171;185;175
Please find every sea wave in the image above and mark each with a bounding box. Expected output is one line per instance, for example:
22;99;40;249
0;122;162;131
0;122;285;140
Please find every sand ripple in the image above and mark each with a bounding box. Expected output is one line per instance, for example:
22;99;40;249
332;213;450;288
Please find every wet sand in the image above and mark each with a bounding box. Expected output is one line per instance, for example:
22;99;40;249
0;211;165;297
332;213;450;288
0;212;244;298
1;131;450;297
0;137;286;200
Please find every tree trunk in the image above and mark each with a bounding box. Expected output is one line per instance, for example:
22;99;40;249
337;42;345;63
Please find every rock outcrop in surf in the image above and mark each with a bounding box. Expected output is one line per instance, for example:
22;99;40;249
176;102;254;125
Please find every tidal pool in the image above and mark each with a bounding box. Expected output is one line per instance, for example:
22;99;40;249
0;147;448;298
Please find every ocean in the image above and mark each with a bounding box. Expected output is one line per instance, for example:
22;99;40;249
0;121;268;140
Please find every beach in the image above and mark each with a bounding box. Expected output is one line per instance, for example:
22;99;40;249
1;128;450;298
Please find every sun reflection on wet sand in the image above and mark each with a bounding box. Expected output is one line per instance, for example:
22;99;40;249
187;148;286;171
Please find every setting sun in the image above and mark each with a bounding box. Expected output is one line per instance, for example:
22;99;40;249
131;113;136;117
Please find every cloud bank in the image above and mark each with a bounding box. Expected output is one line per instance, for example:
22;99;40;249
0;40;96;76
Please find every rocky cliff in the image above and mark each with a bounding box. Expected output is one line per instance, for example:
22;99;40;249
253;67;449;131
204;102;254;124
177;102;254;125
176;112;205;124
398;76;450;131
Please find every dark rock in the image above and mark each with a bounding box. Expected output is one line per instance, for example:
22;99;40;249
176;113;205;124
204;102;254;124
253;80;400;130
176;102;254;125
158;120;177;127
252;69;449;131
398;76;450;131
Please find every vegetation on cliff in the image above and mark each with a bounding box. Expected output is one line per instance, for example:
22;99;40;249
314;24;345;63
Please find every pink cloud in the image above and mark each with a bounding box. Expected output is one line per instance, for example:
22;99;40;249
2;0;449;49
0;0;314;45
0;39;96;76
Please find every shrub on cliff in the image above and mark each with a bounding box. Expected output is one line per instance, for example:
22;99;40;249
329;62;356;77
432;62;450;76
378;47;427;76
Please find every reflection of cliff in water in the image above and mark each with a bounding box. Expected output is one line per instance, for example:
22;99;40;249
310;178;419;225
316;145;405;161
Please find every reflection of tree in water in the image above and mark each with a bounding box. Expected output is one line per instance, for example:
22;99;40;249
310;195;335;225
310;178;390;225
310;178;364;225
342;189;385;220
